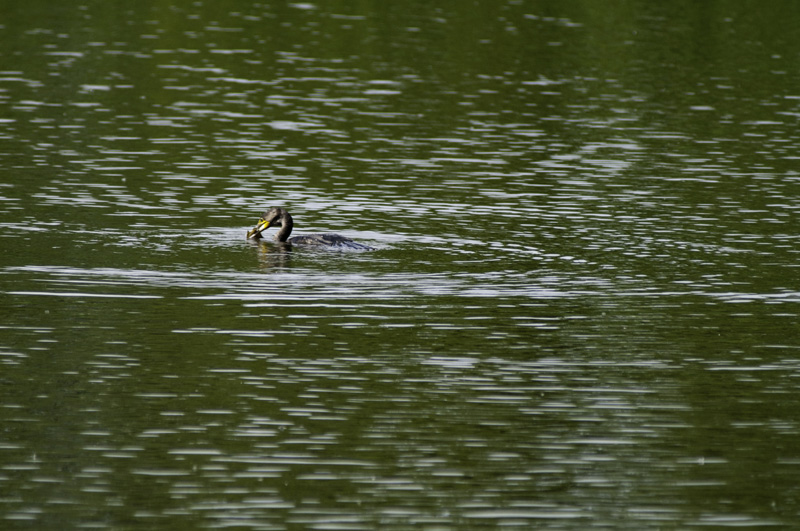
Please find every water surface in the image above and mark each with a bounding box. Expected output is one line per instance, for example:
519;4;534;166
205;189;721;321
2;1;800;528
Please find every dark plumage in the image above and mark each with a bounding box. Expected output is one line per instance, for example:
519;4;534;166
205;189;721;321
246;207;373;250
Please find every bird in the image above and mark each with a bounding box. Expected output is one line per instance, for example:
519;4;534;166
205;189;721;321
246;207;374;250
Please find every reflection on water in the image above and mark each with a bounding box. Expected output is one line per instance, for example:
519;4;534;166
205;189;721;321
2;0;800;528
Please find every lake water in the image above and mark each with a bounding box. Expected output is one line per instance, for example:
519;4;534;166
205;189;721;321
2;1;800;528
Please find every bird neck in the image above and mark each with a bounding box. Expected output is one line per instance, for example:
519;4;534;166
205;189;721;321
274;211;293;242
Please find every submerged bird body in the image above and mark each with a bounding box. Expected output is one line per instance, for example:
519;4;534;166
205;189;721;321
247;207;373;250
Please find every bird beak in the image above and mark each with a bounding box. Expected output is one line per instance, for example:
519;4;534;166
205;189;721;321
247;218;272;239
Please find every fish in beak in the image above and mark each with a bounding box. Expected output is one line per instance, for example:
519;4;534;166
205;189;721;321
247;217;272;239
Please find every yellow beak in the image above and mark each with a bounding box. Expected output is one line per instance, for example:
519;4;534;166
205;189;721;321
246;218;272;239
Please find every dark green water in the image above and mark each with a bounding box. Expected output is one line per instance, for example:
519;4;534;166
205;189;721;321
2;1;800;528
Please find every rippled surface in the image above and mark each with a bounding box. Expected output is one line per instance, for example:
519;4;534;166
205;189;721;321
2;1;800;528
